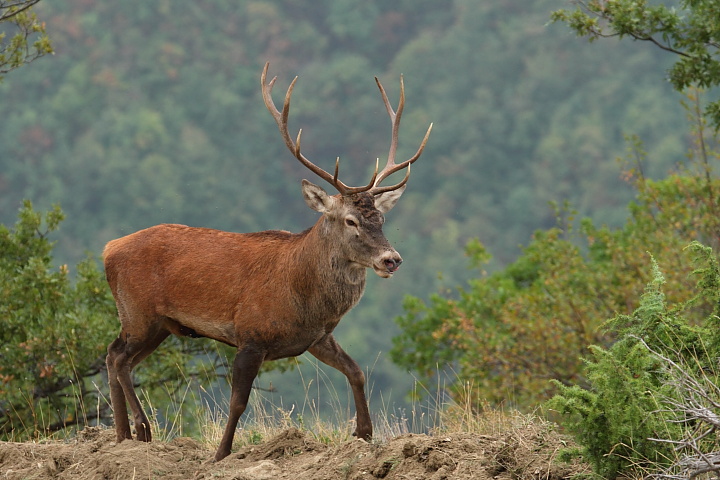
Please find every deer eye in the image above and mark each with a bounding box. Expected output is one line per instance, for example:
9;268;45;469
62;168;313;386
345;218;358;228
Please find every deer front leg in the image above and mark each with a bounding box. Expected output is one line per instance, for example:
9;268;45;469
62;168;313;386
308;334;372;441
215;348;265;461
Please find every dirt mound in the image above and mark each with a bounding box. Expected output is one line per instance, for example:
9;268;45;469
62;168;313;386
0;425;588;479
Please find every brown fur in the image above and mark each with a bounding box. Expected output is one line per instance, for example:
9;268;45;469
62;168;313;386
104;189;404;461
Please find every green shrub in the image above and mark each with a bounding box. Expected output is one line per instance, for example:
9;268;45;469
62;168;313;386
0;201;117;438
548;243;720;478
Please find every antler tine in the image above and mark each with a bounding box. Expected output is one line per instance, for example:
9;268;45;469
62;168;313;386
377;122;433;188
371;75;433;194
373;76;403;187
262;62;367;196
372;164;411;195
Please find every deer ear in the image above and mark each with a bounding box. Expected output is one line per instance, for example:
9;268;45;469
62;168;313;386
301;180;337;213
374;184;406;213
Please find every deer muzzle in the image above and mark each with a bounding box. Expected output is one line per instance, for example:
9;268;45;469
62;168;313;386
385;257;402;272
374;252;403;277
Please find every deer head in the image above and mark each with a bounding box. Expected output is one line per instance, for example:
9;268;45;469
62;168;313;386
261;62;433;277
301;179;405;277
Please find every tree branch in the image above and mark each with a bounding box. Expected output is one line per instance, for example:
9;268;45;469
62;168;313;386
0;0;41;23
626;31;692;58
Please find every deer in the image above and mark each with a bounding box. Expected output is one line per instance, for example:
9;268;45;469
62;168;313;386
103;62;432;462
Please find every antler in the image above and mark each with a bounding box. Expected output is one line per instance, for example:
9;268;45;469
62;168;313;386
372;75;433;195
261;62;432;196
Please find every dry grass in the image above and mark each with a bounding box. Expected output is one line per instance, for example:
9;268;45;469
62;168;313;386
10;356;554;460
193;366;552;454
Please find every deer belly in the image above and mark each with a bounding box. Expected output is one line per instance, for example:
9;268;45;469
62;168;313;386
164;314;237;345
262;331;328;361
163;300;338;356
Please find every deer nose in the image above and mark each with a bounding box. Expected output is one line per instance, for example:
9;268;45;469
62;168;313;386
384;257;402;273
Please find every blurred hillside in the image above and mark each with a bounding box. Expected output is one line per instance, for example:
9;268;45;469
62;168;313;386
0;0;688;406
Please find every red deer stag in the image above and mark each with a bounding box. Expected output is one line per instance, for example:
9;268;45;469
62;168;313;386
104;62;432;461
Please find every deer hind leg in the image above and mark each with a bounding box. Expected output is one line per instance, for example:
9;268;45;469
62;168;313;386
107;336;132;441
308;334;372;441
106;325;169;443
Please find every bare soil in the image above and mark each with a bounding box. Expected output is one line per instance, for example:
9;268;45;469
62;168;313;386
0;424;590;479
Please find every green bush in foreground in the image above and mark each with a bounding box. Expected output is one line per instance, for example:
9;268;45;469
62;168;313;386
549;242;720;479
0;200;117;438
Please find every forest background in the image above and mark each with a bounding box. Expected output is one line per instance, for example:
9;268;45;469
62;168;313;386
0;0;697;433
